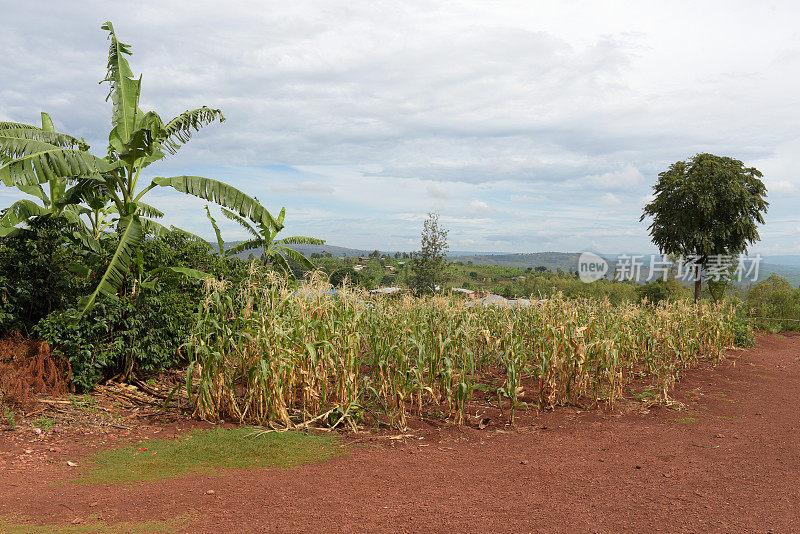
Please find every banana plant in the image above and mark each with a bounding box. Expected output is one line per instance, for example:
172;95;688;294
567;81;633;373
0;112;99;248
0;22;280;315
204;205;226;258
222;206;324;275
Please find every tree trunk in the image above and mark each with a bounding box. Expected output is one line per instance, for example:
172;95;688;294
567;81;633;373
694;264;702;304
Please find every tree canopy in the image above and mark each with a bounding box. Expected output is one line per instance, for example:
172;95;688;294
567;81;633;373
410;212;449;295
641;153;768;302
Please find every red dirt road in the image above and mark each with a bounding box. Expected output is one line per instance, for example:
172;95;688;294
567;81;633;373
2;333;799;532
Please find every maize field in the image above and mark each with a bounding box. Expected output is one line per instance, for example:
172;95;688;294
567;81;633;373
185;266;736;430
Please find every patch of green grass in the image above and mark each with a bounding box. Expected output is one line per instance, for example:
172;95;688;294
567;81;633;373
0;514;190;533
75;427;342;485
672;416;697;423
32;416;55;432
2;403;16;429
70;394;97;412
630;386;658;400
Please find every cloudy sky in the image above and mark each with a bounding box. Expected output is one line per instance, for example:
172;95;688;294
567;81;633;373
2;1;799;253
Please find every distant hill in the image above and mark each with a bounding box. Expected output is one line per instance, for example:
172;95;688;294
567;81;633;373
448;252;581;272
758;262;800;286
449;252;800;286
762;255;800;268
217;242;800;286
280;243;370;257
218;242;371;260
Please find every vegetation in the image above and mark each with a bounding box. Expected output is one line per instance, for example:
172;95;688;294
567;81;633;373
744;274;800;332
76;427;340;484
410;212;449;295
27;231;246;389
641;153;768;302
0;217;89;334
0;22;279;316
186;267;737;429
0;515;192;534
0;22;790;433
219;206;323;276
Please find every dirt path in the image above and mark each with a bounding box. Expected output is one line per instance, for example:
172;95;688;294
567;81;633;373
2;333;799;533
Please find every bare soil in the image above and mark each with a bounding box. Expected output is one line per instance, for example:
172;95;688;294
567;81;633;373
1;333;798;533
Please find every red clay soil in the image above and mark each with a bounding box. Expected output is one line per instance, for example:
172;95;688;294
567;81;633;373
1;333;799;533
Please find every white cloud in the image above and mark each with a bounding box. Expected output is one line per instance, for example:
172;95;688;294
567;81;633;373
427;183;452;198
1;1;799;252
463;199;493;217
509;194;546;203
272;181;334;194
589;164;643;188
600;193;622;206
766;180;799;195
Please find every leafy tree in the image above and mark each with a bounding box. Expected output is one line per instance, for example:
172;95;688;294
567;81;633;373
410;212;449;295
222;207;323;275
641;153;768;303
329;267;364;287
0;22;279;315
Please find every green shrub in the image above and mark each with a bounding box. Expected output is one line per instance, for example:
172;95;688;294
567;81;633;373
744;274;800;332
635;278;690;304
0;218;89;335
34;289;198;391
329;267;365;287
732;317;755;347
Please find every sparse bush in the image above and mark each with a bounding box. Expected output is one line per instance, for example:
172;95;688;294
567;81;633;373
732;317;755;347
744;274;800;332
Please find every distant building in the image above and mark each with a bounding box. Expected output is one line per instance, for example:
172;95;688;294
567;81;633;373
370;287;407;294
451;288;475;296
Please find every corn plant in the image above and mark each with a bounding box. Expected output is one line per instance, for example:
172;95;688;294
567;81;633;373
185;266;737;430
